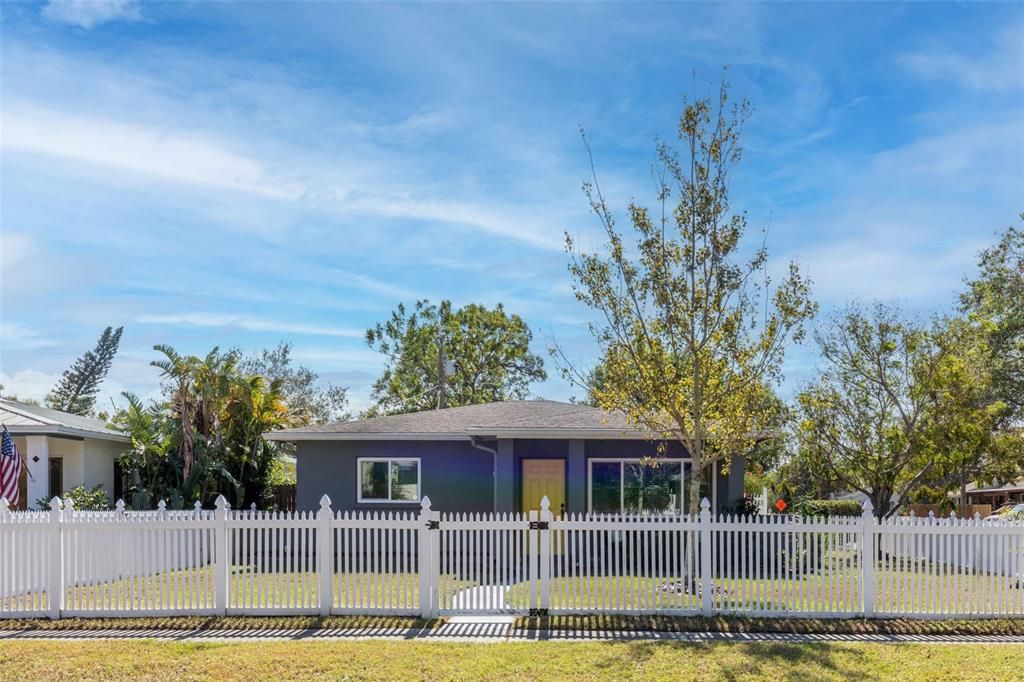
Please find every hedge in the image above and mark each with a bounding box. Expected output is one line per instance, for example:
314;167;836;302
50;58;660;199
791;499;864;517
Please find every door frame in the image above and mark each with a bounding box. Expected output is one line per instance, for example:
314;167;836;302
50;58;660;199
48;457;64;500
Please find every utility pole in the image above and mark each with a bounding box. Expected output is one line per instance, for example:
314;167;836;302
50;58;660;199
436;328;447;410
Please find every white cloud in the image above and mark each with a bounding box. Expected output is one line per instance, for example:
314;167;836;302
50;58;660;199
41;0;141;29
1;103;304;201
0;322;61;351
0;232;35;270
0;369;60;401
288;348;385;368
134;313;364;338
899;23;1024;93
768;115;1021;308
778;234;985;305
347;195;564;251
327;269;425;303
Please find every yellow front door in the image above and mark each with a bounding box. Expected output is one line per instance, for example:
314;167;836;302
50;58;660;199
521;459;566;515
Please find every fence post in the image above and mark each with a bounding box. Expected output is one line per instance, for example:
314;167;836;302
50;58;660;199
317;495;333;617
47;496;63;619
860;500;875;618
214;495;229;616
528;506;539;612
0;499;7;604
418;497;439;619
430;504;440;619
699;497;712;617
539;496;552;613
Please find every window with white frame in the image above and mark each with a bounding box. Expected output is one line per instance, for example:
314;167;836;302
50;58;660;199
357;458;420;503
588;459;713;514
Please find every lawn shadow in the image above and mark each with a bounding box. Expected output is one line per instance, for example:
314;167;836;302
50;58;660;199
615;640;877;682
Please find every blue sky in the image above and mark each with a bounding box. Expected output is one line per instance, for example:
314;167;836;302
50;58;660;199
1;1;1022;414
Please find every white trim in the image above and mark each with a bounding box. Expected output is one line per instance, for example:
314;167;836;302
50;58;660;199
356;457;422;504
587;457;717;513
0;425;129;443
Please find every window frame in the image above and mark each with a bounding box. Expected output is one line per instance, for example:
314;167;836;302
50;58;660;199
356;457;422;504
586;457;717;514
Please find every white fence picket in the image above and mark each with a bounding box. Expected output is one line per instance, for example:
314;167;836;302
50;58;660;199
3;495;1024;620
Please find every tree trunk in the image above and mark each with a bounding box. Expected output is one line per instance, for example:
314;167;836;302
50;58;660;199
688;460;705;516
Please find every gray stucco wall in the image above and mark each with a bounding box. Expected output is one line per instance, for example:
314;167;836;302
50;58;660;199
295;437;746;514
295;440;494;513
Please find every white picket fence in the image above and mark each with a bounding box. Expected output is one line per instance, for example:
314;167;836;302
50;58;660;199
2;495;1024;620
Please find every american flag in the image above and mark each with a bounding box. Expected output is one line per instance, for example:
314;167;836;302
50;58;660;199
1;425;22;506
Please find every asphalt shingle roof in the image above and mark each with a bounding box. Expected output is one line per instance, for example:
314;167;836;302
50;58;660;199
267;400;641;439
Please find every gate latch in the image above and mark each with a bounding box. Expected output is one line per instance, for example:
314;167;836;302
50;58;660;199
427;520;440;530
529;521;549;530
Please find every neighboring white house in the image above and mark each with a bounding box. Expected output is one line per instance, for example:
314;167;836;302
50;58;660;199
0;398;129;509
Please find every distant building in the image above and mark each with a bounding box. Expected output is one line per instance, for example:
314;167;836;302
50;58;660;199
0;399;129;509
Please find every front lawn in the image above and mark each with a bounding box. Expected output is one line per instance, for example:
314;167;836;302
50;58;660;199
5;570;473;614
504;569;1024;616
0;640;1021;681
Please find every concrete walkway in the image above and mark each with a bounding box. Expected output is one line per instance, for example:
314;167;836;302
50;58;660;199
2;616;1023;645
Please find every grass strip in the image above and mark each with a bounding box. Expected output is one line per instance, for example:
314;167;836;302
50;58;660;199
1;640;1023;681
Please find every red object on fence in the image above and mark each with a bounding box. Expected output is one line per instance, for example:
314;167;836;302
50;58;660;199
775;498;788;513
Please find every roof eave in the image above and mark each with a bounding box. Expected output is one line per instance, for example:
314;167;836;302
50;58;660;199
264;431;472;442
3;424;130;443
465;427;657;439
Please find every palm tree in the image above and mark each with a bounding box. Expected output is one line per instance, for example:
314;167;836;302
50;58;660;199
151;345;199;482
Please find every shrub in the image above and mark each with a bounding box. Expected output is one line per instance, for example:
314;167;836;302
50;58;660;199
791;499;863;517
36;485;111;511
731;495;760;516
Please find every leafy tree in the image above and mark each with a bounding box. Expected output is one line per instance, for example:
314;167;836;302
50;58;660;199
45;326;123;415
794;304;1006;519
570;363;607;407
115;345;293;509
961;216;1024;418
238;342;349;425
919;318;1019;506
116;392;181;509
561;78;816;514
365;300;546;416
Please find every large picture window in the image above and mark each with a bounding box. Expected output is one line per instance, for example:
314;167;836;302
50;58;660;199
588;459;713;514
357;458;420;503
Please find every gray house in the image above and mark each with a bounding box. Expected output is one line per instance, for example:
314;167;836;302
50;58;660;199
266;400;745;515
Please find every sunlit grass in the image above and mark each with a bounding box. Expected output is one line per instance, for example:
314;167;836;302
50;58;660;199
1;640;1022;681
4;568;475;614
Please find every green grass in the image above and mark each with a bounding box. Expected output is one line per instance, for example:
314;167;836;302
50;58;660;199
504;567;1024;615
1;640;1022;681
5;569;473;613
7;562;1020;618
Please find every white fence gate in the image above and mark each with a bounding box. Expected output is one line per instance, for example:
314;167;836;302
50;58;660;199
3;495;1024;620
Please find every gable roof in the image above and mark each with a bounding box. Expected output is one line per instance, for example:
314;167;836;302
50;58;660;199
265;400;649;441
0;399;129;442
